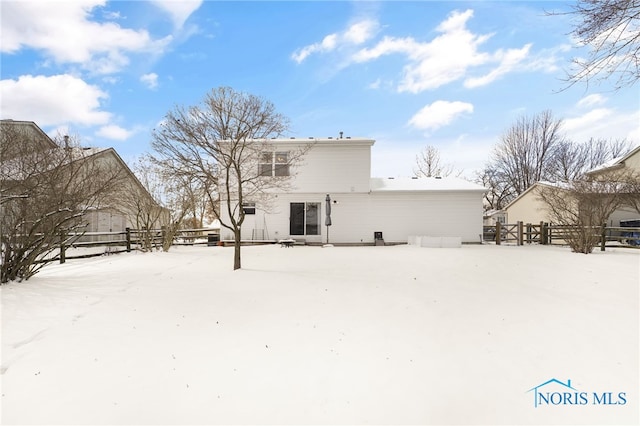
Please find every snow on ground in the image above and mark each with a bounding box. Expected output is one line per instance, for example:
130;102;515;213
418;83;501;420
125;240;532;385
1;244;638;425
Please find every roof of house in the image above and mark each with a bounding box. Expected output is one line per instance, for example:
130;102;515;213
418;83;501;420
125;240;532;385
483;209;505;217
370;176;487;192
586;144;640;175
268;136;375;147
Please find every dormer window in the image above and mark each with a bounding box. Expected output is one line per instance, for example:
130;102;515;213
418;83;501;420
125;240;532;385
259;151;289;176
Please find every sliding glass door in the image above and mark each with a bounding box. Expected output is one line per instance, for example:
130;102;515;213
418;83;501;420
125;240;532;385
290;202;320;235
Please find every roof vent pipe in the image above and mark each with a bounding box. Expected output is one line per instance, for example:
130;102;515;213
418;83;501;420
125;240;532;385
339;131;343;139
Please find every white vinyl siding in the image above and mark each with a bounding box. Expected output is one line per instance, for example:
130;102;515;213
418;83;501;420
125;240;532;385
223;191;484;244
291;144;371;193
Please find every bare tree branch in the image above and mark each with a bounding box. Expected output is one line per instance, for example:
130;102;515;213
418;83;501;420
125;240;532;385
552;0;640;89
1;123;125;283
150;87;309;270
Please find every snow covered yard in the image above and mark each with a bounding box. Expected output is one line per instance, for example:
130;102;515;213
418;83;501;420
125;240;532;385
1;244;638;425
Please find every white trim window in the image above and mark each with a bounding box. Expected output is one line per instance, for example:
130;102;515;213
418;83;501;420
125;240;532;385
259;151;289;176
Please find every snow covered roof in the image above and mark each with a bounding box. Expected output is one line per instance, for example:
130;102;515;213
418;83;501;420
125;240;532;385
370;176;487;192
586;144;640;175
586;155;625;174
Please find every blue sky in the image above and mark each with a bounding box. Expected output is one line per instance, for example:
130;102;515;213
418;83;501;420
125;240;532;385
1;0;639;178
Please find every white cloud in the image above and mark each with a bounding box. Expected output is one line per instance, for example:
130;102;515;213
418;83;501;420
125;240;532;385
352;9;537;93
577;94;606;108
564;108;640;143
464;44;532;88
343;19;378;44
291;34;338;63
150;0;203;29
0;74;111;126
563;108;613;133
140;73;159;90
292;19;379;63
408;100;474;131
353;10;499;93
96;124;134;141
0;1;172;74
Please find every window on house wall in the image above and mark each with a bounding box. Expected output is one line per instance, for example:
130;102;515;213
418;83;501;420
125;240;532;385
259;152;273;176
290;202;320;235
242;202;256;215
274;152;289;176
259;151;289;176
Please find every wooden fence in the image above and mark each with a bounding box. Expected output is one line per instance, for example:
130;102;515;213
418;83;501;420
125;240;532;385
50;227;219;264
483;222;640;250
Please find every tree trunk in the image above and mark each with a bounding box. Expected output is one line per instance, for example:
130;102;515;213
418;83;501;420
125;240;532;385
233;228;242;270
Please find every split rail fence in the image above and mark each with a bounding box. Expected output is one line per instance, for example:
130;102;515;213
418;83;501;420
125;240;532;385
482;222;640;250
50;227;220;264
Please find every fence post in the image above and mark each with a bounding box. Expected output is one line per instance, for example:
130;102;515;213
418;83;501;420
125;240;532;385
60;230;66;264
540;221;547;245
517;221;523;246
526;223;532;244
600;223;606;252
495;221;501;245
126;227;131;253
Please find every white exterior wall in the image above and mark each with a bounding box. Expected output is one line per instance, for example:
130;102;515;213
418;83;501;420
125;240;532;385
223;190;485;244
277;139;373;193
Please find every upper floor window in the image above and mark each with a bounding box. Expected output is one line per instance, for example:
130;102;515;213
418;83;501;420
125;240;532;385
259;151;289;176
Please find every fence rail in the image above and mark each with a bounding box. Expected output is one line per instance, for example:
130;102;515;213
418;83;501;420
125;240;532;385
483;222;640;249
38;227;220;264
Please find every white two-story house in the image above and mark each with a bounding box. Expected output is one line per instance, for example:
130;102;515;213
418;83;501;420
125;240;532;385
219;136;487;245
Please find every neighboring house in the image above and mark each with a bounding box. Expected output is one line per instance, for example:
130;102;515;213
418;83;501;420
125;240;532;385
503;182;558;225
0;120;158;236
586;144;640;178
505;144;640;227
586;145;640;226
504;180;635;227
219;137;487;244
483;209;506;226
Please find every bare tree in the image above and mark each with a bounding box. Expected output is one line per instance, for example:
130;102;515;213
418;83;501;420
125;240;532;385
618;170;640;214
476;166;514;210
489;110;565;200
548;138;635;181
120;157;167;251
151;87;308;270
413;145;455;177
1;123;124;283
557;0;640;89
538;175;627;253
